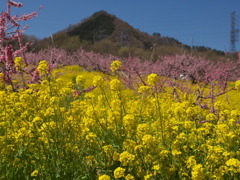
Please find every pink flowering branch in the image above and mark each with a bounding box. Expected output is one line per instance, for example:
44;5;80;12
8;1;23;9
0;1;42;90
73;86;96;97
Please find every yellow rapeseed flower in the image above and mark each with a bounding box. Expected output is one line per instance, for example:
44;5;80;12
138;85;151;94
14;57;25;71
206;113;217;121
114;167;125;179
144;173;153;180
86;132;97;139
31;170;39;176
119;151;135;166
142;134;156;147
137;123;150;136
235;80;240;90
110;78;122;90
0;72;3;78
93;75;104;86
147;73;158;86
214;101;223;110
186;156;197;168
98;174;111;180
191;164;205;180
76;75;85;84
37;60;49;75
110;60;122;72
33;116;43;125
125;174;135;180
0;73;4;84
103;145;113;154
123;114;136;130
226;158;240;172
213;165;228;179
152;164;161;175
113;151;120;161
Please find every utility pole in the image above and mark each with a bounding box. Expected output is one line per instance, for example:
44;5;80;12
97;30;107;41
230;11;239;53
51;33;55;47
120;31;129;46
181;43;184;55
191;37;193;56
93;30;107;43
150;43;157;61
117;30;129;46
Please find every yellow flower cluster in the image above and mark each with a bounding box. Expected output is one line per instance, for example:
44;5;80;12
14;57;25;71
110;78;122;90
110;60;122;72
0;73;4;89
235;80;240;90
98;174;111;180
138;85;151;94
31;170;39;177
76;75;85;84
0;64;240;179
0;73;3;81
226;158;240;173
147;73;158;86
119;151;135;166
114;167;125;178
37;60;48;75
93;75;104;86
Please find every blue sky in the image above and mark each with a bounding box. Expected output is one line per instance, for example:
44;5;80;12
1;0;240;52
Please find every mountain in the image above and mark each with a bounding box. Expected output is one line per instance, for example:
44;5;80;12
67;11;181;47
32;10;226;61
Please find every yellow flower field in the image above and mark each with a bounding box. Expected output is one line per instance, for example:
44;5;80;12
0;62;240;179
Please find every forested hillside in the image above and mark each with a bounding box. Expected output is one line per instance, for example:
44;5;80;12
30;10;229;62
